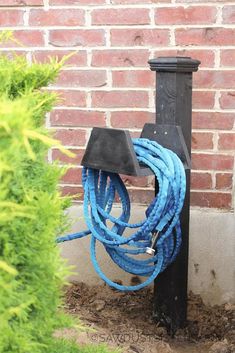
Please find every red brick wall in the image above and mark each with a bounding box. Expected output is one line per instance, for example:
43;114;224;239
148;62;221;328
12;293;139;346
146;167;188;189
1;0;234;209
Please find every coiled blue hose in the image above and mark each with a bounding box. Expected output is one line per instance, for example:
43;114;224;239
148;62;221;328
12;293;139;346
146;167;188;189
57;138;186;291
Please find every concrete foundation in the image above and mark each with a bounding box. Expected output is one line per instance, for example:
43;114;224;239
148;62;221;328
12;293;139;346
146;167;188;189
60;205;235;305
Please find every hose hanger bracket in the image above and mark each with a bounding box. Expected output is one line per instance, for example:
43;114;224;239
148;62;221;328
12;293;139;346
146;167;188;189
81;124;190;176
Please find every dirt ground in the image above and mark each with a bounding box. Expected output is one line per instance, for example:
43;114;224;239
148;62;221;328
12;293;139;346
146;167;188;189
61;282;235;353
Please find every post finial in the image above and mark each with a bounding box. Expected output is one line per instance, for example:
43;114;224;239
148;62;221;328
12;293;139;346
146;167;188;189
148;56;201;73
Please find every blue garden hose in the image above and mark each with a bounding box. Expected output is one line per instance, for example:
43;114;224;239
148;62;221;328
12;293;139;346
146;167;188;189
57;138;186;291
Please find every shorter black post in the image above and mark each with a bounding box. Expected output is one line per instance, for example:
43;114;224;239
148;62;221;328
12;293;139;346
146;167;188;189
149;57;200;335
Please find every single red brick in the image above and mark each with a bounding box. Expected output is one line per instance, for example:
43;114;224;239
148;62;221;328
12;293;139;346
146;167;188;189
52;148;84;165
92;8;150;25
221;50;235;67
219;92;235;109
129;131;142;139
176;0;229;3
192;112;234;131
0;30;44;47
112;0;170;3
92;91;149;108
33;50;87;67
51;110;106;127
192;153;234;171
29;9;85;26
112;70;154;88
111;29;169;46
190;191;231;209
0;50;27;59
218;133;235;151
215;173;233;190
121;175;151;188
194;70;235;89
155;6;216;25
49;30;105;47
53;90;86;107
178;49;214;67
176;28;235;46
50;0;104;4
54;129;86;146
60;186;84;201
153;49;215;68
0;0;43;5
92;49;149;67
56;70;107;88
192;132;214;150
128;189;155;204
27;0;43;3
111;111;154;128
192;91;215;109
0;10;24;26
222;6;235;24
191;172;212;189
61;167;82;184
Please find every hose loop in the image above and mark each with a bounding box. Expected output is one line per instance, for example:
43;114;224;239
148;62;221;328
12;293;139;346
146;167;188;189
57;138;186;291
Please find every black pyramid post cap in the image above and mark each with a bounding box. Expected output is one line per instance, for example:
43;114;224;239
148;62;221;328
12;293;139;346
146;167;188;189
148;56;201;72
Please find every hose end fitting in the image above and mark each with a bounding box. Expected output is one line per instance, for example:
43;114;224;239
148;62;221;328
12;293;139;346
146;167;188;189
146;247;155;256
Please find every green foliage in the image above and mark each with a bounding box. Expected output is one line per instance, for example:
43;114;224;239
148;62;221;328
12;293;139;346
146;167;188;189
0;45;81;353
0;48;68;101
0;36;115;353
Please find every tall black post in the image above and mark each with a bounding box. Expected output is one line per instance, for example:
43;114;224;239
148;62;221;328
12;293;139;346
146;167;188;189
148;57;200;335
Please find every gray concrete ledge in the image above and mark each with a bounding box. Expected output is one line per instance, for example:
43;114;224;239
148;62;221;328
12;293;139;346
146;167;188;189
59;205;235;305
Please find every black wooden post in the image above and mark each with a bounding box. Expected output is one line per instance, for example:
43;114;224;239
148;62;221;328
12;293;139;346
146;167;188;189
148;57;200;335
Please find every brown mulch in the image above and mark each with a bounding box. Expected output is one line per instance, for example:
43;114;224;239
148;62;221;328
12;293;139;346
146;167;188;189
62;282;235;353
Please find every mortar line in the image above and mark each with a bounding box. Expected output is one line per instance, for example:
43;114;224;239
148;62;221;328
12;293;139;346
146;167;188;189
43;0;49;10
2;45;235;50
3;24;235;30
44;3;235;9
23;8;29;27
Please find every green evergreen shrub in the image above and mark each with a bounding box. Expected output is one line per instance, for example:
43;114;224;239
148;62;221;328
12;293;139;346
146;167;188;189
0;41;115;353
0;50;75;353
